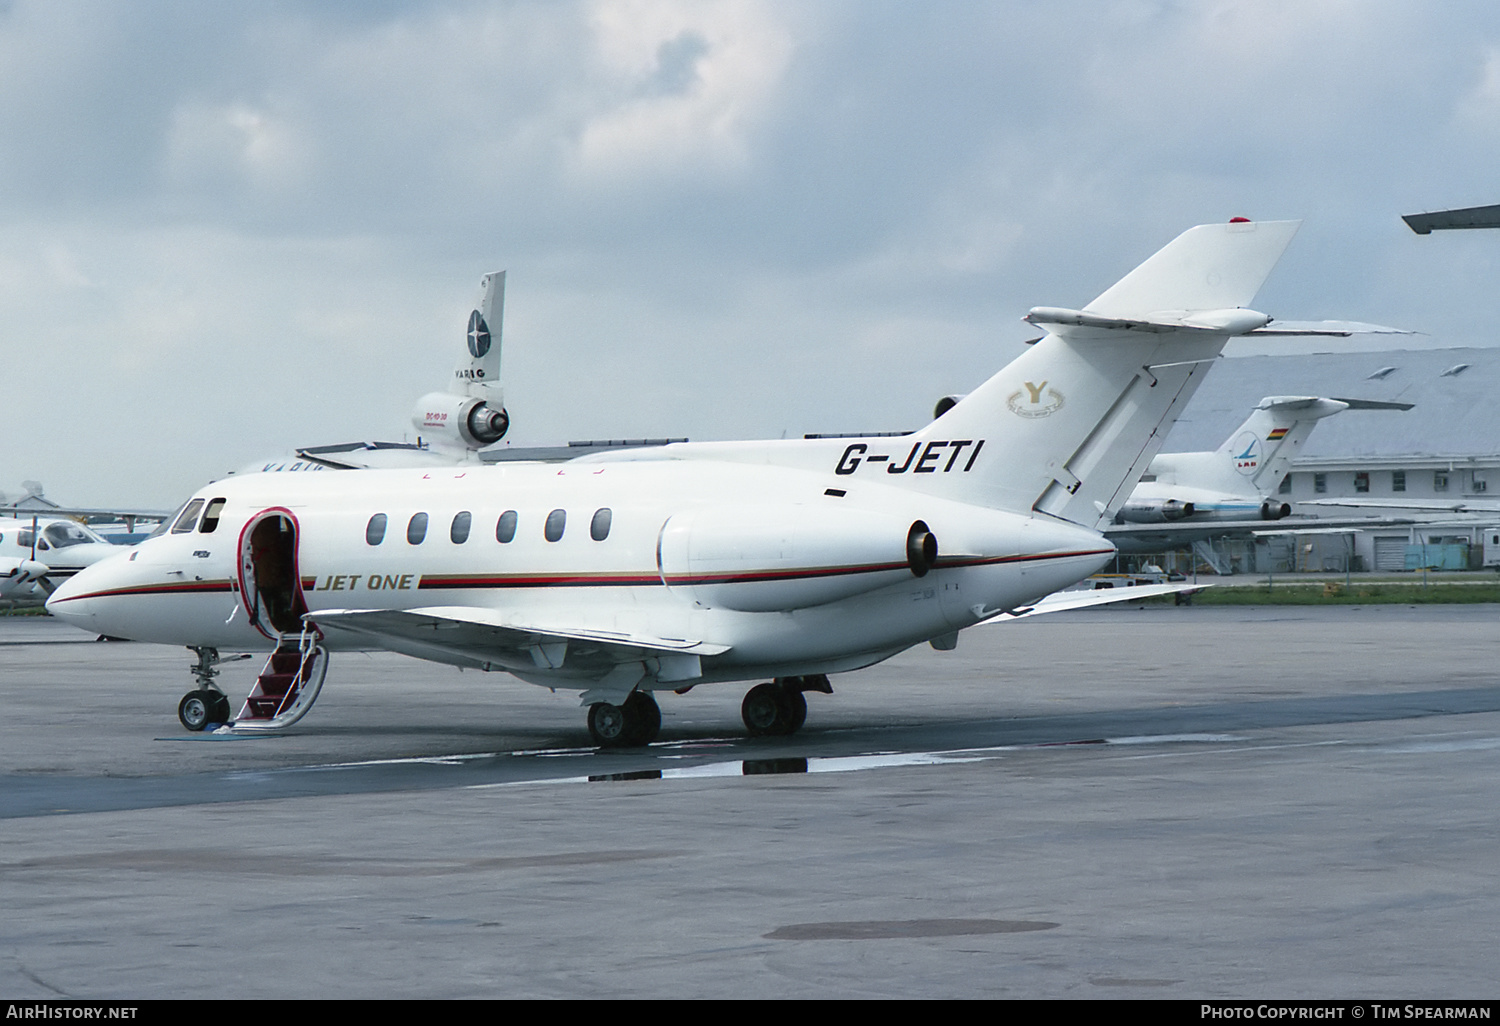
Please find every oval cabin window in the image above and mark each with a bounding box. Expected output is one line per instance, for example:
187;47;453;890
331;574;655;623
366;514;387;546
544;509;566;542
451;511;472;544
407;512;429;545
496;510;517;543
590;508;612;541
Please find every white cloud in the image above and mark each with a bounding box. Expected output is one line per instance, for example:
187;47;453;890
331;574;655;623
572;0;796;181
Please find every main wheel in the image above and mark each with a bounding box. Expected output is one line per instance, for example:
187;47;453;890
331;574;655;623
779;687;807;732
621;690;661;746
742;682;786;736
178;690;214;732
588;702;628;747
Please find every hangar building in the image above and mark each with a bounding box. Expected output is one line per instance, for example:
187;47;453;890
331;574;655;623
1154;346;1500;573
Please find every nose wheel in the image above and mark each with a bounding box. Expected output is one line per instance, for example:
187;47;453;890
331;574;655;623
178;689;232;731
587;690;661;748
177;646;240;731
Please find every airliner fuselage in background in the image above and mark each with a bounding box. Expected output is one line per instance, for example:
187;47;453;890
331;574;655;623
49;219;1311;746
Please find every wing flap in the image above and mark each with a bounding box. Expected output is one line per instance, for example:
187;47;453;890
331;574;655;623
309;606;731;667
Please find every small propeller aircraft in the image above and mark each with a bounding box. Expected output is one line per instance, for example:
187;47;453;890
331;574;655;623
50;219;1320;745
0;516;125;607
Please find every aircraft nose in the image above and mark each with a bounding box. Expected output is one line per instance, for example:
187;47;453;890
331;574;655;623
44;558;112;627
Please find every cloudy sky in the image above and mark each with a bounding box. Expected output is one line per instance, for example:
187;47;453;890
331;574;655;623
6;0;1500;509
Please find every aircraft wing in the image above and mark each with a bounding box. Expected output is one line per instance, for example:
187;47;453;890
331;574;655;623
1103;514;1422;549
978;581;1208;621
309;606;730;678
1299;498;1500;515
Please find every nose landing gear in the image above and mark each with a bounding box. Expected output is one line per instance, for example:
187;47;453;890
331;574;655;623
177;646;246;731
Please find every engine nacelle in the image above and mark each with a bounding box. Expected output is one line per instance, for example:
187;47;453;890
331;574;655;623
1114;498;1196;524
1260;499;1291;520
658;506;938;612
411;392;509;450
933;394;968;419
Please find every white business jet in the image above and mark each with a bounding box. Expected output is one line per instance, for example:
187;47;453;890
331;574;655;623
48;219;1307;745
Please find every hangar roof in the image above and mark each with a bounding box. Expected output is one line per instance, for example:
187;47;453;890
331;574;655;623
1163;346;1500;458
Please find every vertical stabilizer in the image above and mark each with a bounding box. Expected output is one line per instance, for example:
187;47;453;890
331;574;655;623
1213;396;1349;494
904;220;1300;525
454;270;506;405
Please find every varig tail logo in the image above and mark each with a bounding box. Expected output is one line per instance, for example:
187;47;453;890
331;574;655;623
1231;431;1262;476
1007;380;1065;419
467;310;491;359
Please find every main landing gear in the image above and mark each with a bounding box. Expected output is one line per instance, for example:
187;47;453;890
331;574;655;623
588;690;661;748
741;675;830;737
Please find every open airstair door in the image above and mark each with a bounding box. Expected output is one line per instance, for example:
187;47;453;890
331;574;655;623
238;508;309;638
232;508;328;731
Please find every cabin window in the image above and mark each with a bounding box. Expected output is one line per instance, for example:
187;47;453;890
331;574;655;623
199;498;227;533
366;514;387;546
1435;472;1449;493
1278;474;1292;495
590;508;612;541
1354;472;1370;494
451;511;472;544
1313;474;1327;494
496;510;517;543
545;509;567;542
407;512;429;545
171;499;205;534
1392;471;1406;493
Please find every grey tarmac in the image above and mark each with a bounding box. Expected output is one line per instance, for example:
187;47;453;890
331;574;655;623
1;604;1497;998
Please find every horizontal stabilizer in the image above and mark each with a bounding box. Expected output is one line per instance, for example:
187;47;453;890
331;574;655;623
1326;397;1415;411
1025;306;1272;338
1246;320;1417;337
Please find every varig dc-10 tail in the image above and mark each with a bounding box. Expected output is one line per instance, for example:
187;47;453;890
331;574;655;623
410;270;510;456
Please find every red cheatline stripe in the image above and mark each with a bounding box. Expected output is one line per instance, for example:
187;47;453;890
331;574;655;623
418;549;1112;590
48;580;235;603
419;573;663;589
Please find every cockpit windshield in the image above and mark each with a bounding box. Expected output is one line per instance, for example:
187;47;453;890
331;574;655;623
42;522;108;549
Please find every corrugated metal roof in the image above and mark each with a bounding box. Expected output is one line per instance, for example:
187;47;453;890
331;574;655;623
1163;347;1500;458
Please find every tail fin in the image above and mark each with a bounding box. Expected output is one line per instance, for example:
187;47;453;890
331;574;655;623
453;270;506;405
907;220;1300;524
411;271;510;455
1215;396;1348;494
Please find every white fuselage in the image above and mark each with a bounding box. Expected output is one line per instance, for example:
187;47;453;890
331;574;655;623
47;455;1112;691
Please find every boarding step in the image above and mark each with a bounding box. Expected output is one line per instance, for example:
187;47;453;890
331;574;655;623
229;633;330;731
